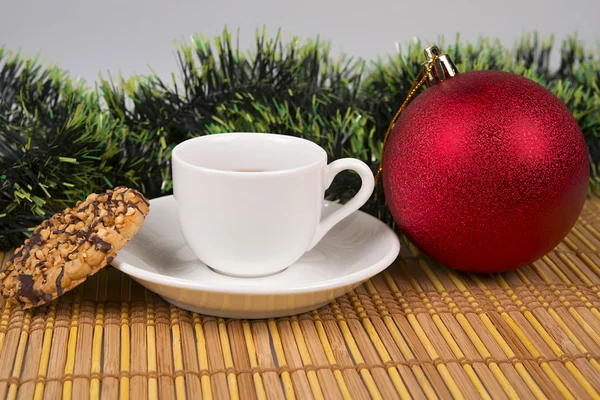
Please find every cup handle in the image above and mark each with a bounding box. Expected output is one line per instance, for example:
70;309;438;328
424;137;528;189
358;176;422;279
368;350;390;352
308;158;375;250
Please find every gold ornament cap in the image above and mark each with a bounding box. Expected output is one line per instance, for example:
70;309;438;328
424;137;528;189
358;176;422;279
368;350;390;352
422;45;459;85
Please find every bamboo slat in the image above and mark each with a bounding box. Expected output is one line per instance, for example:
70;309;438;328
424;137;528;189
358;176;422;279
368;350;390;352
1;195;600;399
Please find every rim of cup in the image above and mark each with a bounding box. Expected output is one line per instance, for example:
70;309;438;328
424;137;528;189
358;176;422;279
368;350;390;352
171;132;329;176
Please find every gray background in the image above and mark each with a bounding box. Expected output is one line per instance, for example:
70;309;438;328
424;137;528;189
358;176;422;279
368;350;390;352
1;0;598;85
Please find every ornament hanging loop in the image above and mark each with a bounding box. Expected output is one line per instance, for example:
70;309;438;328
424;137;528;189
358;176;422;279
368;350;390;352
375;46;459;185
376;45;460;185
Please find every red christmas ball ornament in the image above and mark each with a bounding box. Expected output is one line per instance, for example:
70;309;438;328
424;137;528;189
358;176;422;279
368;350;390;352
382;46;589;273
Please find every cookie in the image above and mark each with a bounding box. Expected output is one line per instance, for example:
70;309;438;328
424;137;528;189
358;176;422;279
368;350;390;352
0;186;150;308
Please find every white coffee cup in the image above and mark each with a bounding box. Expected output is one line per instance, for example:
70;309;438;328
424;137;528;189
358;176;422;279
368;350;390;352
171;132;375;278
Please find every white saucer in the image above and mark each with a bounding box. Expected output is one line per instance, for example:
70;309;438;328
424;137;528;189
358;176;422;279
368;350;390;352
113;195;400;318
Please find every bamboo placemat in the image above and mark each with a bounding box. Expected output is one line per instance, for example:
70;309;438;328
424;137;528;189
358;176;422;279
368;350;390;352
2;196;600;399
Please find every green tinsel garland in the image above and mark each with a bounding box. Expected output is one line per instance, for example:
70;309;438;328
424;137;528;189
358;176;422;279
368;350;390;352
1;30;599;249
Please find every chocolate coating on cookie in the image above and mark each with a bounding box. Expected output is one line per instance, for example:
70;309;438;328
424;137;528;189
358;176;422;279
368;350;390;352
16;275;36;303
0;186;150;309
55;267;65;296
91;236;112;253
